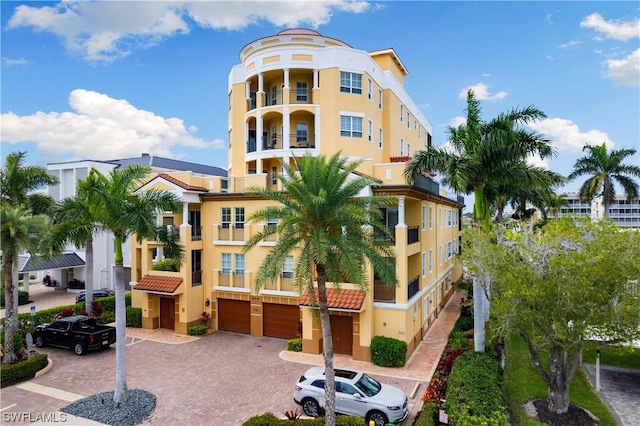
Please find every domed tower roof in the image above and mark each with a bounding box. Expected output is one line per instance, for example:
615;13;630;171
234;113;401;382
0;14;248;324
276;28;321;36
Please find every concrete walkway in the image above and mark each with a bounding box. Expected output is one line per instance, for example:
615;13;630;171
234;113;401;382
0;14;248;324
0;283;78;319
582;364;640;426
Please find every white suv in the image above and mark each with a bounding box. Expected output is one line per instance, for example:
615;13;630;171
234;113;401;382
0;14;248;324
293;367;409;426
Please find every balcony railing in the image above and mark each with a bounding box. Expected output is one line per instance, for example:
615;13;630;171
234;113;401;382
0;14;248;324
407;226;419;244
374;279;395;303
191;227;202;241
289;134;315;149
219;271;231;286
233;272;245;288
407;276;420;301
290;90;311;104
192;270;202;285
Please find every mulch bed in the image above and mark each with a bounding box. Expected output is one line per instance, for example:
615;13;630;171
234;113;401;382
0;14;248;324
526;398;600;426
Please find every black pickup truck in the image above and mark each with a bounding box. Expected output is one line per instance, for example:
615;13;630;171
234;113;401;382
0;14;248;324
34;315;116;355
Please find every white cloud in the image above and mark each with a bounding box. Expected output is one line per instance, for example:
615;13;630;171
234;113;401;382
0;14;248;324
556;40;581;49
604;48;640;86
448;116;466;128
0;89;221;160
6;0;370;62
459;83;507;101
580;12;640;41
2;57;29;65
528;117;614;153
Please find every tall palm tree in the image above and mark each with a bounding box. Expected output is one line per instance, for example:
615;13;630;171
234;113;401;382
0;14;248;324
1;151;58;326
243;153;397;426
404;90;554;230
568;143;640;217
1;204;49;363
47;176;106;316
81;165;181;403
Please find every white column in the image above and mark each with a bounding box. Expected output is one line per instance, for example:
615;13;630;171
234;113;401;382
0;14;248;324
182;202;190;227
245;81;250;99
258;73;264;93
256;111;263;152
397;196;406;227
283;69;290;89
313;69;319;89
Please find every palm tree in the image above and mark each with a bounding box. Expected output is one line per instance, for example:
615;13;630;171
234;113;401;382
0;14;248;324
568;143;640;217
47;176;106;316
243;153;397;426
1;204;49;363
81;165;181;403
1;151;58;326
404;90;554;230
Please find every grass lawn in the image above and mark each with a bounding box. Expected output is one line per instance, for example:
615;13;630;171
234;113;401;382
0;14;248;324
582;341;640;369
504;335;617;426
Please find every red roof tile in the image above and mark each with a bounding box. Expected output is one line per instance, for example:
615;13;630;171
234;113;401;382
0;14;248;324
134;275;183;294
299;288;365;311
155;173;209;192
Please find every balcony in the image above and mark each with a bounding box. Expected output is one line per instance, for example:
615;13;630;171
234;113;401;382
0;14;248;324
407;226;419;244
374;279;396;303
233;272;245;288
407;276;420;301
191;227;202;241
192;270;202;285
289;134;315;149
219;271;231;286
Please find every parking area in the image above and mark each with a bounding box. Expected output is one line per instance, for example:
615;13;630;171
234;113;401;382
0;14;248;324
1;331;422;424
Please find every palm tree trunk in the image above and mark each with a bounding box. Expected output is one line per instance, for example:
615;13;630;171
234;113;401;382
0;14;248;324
85;237;94;316
113;238;128;403
2;255;18;364
316;265;336;426
12;266;19;332
473;275;485;352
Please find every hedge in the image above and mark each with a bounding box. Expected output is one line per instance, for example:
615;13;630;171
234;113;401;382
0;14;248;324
0;290;30;308
126;307;142;328
243;413;365;425
1;354;49;387
370;335;407;367
445;351;507;426
414;401;439;426
287;338;302;352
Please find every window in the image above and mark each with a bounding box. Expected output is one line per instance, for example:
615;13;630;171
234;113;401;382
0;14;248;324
271;166;278;185
378;89;383;109
439;245;443;265
235;253;245;276
368;120;373;143
367;78;372;100
340;71;362;94
447;210;452;227
270;86;278;105
189;210;202;239
221;208;231;229
267;218;278;229
407;143;411;156
192;250;202;285
400;138;404;156
235;207;245;229
400;105;404;121
429;249;433;273
447;242;452;259
427;133;432;148
296;123;308;144
429;206;433;229
439;208;442;228
221;253;231;275
296;82;308;102
340;115;363;137
378;128;383;148
283;256;294;279
407;112;410;128
422;252;427;277
422;205;426;230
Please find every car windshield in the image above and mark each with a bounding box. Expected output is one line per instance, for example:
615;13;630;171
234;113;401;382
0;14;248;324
354;373;381;397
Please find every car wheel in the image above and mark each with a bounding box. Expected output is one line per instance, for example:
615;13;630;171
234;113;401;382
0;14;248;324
301;398;322;417
73;341;86;356
35;335;45;348
367;410;388;426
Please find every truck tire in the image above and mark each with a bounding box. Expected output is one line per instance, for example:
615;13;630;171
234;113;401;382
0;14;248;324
35;335;45;347
73;341;86;356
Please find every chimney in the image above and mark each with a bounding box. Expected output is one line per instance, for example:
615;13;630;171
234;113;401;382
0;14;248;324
141;153;150;157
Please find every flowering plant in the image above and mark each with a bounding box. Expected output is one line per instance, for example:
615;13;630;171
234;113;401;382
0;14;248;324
202;311;211;325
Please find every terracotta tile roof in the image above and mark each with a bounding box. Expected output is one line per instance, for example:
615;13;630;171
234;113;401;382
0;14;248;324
299;288;365;311
155;173;209;192
134;275;183;294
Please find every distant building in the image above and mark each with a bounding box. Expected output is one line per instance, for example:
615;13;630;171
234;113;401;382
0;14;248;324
555;193;640;229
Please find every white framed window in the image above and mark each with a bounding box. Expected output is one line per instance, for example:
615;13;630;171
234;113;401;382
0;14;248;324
235;207;245;229
340;115;363;137
340;71;362;94
283;256;294;279
429;206;433;229
296;123;308;145
422;252;427;278
429;249;433;273
296;81;308;102
439;245;443;265
378;89;383;109
400;138;404;156
235;253;245;275
418;126;421;140
447;242;452;259
407;143;411;156
400;105;404;122
378;128;383;148
221;253;231;275
421;205;426;231
407;112;410;128
221;207;231;229
367;78;372;100
368;119;373;143
439;208;442;228
447;210;452;227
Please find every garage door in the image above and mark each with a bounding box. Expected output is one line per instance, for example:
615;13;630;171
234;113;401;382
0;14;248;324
263;303;300;339
218;299;250;334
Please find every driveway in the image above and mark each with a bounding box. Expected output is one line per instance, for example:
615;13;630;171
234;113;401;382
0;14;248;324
1;331;421;425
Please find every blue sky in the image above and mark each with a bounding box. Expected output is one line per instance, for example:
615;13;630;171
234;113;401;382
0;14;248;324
2;1;639;204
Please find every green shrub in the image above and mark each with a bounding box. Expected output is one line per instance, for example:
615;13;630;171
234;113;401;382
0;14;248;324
242;413;364;425
448;330;470;351
370;335;407;367
126;307;142;327
414;401;439;426
457;279;473;295
0;331;25;356
188;325;208;336
100;311;116;324
0;290;30;308
152;259;177;271
287;338;302;352
446;351;507;426
453;315;474;333
1;354;48;387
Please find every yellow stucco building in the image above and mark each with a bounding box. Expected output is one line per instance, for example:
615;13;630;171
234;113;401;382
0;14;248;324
131;29;463;362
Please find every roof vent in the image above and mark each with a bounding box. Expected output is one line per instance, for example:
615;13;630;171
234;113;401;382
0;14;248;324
142;153;150;157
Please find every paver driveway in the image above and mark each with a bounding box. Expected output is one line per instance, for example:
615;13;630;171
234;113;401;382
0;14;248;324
1;331;420;425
